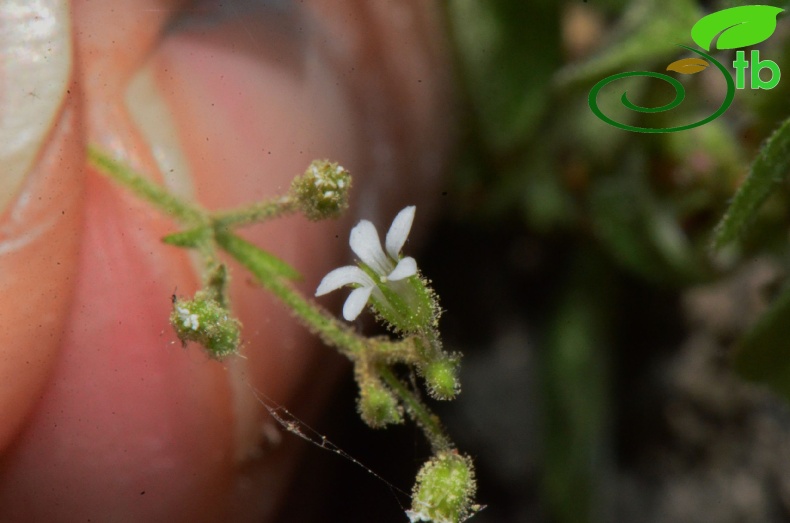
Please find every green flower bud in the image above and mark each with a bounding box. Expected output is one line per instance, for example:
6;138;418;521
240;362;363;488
291;159;351;221
368;271;440;335
358;379;403;428
170;291;241;359
423;356;461;400
408;451;478;523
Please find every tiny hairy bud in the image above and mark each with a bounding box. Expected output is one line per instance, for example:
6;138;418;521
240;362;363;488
407;451;478;523
358;379;403;428
423;356;460;400
291;159;351;221
170;290;241;359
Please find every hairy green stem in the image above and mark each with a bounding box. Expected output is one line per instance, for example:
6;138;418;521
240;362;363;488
217;231;452;450
87;145;206;225
369;337;421;365
380;367;452;452
212;197;299;229
215;231;367;356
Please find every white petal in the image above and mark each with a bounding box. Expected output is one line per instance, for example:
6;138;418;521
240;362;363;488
315;266;374;296
343;286;373;321
387;256;417;281
349;220;391;275
385;206;415;259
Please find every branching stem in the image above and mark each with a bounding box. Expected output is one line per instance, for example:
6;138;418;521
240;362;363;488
87;145;467;513
380;367;452;452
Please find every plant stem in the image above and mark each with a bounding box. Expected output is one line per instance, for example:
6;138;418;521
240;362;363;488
215;231;367;357
212;197;299;229
219;231;455;452
379;367;452;452
369;337;420;365
87;145;206;225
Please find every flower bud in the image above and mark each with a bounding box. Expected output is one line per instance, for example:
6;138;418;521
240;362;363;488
358;379;403;428
369;273;440;335
291;159;351;221
170;290;241;359
423;356;460;400
407;451;478;523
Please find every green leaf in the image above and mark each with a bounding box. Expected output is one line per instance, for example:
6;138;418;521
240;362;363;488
734;280;790;403
214;232;301;282
691;5;784;51
162;226;212;247
590;161;706;284
712;115;790;248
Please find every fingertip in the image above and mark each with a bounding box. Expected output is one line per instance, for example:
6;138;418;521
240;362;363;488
0;88;84;452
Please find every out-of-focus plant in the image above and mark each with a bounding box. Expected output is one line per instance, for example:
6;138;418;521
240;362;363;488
445;0;790;522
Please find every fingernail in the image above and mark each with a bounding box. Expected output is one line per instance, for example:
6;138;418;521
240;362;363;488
0;0;72;213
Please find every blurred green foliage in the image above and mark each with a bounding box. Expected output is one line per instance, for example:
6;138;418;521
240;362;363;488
445;0;790;522
542;250;614;523
713;117;790;247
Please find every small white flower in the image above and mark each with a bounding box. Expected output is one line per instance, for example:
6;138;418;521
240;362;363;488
176;306;200;331
316;206;418;321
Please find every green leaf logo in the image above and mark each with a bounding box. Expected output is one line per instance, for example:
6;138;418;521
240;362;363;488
691;5;784;51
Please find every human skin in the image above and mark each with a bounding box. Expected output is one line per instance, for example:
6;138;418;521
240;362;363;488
0;1;451;521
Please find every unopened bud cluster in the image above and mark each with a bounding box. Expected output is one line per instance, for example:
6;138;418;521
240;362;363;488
291;159;351;220
407;451;478;523
170;290;241;359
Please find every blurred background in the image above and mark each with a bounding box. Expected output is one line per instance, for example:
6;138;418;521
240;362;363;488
278;1;790;521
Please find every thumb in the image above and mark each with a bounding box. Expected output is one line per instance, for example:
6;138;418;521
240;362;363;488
0;0;83;452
